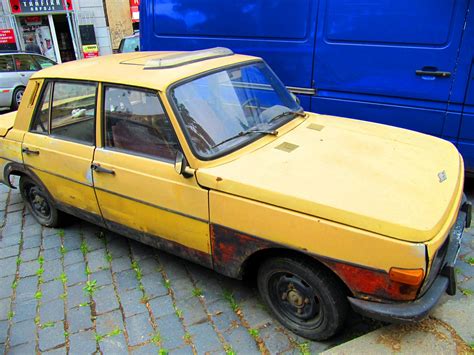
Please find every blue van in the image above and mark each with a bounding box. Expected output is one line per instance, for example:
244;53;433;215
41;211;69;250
140;0;474;171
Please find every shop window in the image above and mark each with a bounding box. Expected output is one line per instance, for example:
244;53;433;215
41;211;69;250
0;55;15;72
30;82;52;134
104;86;179;161
50;82;97;145
13;54;40;71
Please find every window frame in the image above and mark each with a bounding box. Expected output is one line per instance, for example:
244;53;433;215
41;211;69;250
101;83;181;164
29;79;98;146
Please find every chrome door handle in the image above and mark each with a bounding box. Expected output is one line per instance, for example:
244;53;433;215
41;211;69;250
22;147;40;155
91;163;115;175
416;68;451;78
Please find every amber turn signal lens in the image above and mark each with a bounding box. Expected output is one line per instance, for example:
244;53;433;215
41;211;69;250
389;268;424;286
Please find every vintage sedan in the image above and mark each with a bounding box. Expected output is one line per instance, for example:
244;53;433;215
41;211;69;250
0;48;470;340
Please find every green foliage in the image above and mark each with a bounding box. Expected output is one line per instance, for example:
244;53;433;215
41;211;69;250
7;311;14;320
192;288;203;297
151;331;161;346
224;344;236;355
80;240;89;255
298;342;311;355
38;255;45;266
158;349;168;355
11;279;18;290
83;280;98;296
56;272;68;284
163;279;171;289
34;291;42;300
105;252;113;263
57;229;65;238
223;289;239;312
131;260;143;281
16;257;22;266
60;245;67;255
36;267;44;276
461;288;473;296
466;256;474;266
40;322;55;329
248;328;259;339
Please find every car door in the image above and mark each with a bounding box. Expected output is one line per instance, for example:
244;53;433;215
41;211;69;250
22;80;103;225
13;54;41;85
92;84;211;267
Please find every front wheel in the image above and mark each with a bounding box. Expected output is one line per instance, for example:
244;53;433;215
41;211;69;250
11;87;25;110
20;176;63;227
257;257;348;340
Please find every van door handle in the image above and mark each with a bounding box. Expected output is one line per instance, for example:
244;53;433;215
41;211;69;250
91;163;115;175
22;147;40;155
416;69;451;78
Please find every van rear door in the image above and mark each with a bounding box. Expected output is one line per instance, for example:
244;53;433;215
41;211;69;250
312;0;469;137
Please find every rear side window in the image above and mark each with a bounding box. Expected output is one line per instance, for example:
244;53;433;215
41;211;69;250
30;82;52;134
33;55;55;69
14;54;40;71
0;55;14;72
50;82;97;145
30;81;97;145
104;85;178;161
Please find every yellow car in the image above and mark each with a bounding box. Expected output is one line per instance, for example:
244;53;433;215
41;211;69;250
0;48;471;340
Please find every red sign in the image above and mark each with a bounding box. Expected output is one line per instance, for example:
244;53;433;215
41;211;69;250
0;29;16;44
130;0;139;22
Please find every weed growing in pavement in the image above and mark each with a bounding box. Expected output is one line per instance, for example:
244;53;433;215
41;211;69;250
40;322;55;329
140;294;150;304
64;331;69;337
85;266;91;276
151;331;162;346
36;267;44;277
131;260;143;281
38;255;44;266
83;280;98;296
163;279;171;289
80;240;89;256
183;332;192;344
174;306;183;319
11;279;17;290
224;344;236;355
466;256;474;266
34;291;42;300
158;349;168;355
94;333;104;342
108;328;122;337
34;316;40;325
461;288;473;296
192;288;203;297
60;245;67;255
79;302;90;307
57;229;65;238
59;293;67;300
248;328;259;339
16;257;21;266
7;311;14;320
223;289;239;312
298;342;311;355
56;272;68;284
105;252;113;263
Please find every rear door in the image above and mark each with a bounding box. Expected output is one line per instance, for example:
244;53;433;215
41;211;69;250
313;0;469;135
13;54;40;85
22;80;103;224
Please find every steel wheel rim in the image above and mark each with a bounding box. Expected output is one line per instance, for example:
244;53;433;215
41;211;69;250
15;90;23;106
26;185;51;219
268;271;323;328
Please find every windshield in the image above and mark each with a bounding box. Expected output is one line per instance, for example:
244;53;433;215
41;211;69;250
170;61;302;159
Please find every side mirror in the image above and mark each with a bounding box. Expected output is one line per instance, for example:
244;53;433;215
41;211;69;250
290;92;300;105
174;151;193;178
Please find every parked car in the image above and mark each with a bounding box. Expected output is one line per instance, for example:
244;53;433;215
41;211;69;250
118;32;140;53
0;52;56;110
0;48;470;340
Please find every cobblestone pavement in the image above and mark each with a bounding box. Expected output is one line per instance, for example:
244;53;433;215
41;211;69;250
0;178;472;355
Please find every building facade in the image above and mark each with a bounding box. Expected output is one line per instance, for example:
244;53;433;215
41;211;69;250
0;0;137;63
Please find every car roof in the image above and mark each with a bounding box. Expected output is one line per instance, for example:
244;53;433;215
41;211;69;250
31;51;259;91
0;51;44;55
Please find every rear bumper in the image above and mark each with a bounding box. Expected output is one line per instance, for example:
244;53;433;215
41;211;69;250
348;197;471;323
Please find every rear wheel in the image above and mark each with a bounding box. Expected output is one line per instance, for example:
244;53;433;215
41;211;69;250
10;87;25;110
19;176;63;227
257;257;348;340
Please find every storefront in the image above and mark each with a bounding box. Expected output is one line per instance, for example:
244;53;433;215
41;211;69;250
0;0;112;62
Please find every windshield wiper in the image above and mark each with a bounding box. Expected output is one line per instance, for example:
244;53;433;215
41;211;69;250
268;110;306;123
211;128;278;149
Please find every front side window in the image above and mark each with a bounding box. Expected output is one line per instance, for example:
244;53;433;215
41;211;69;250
104;86;178;161
33;55;56;69
50;82;97;145
170;61;301;159
14;54;40;71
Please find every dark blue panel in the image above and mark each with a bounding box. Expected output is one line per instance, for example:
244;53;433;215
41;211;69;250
311;97;445;136
153;0;310;39
314;0;469;103
325;0;453;45
140;0;319;88
457;141;474;172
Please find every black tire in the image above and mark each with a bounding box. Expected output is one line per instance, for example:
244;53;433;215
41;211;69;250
19;176;63;227
11;86;25;111
257;257;348;340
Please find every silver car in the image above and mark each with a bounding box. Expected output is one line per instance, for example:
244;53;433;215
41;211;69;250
0;52;56;110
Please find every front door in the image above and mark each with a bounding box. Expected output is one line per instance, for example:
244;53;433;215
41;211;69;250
22;79;102;224
92;84;211;266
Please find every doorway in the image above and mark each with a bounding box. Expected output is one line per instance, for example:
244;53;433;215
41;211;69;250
52;15;76;62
